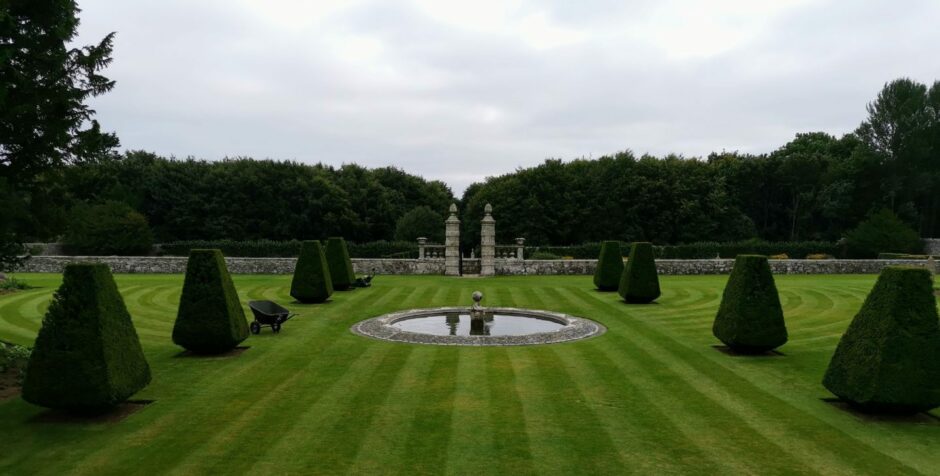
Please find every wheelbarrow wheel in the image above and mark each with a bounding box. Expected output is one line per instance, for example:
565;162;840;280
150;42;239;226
250;321;261;335
272;322;282;334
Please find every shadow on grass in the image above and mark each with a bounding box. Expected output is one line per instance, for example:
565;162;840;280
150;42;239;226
711;344;785;357
821;398;940;424
29;399;155;424
174;346;250;359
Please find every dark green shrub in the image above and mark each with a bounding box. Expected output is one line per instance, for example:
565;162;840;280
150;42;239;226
172;249;249;354
618;242;660;303
845;209;922;258
877;253;936;260
712;255;787;353
528;251;561;260
593;241;624;291
823;267;940;413
290;241;333;303
22;264;151;412
159;239;418;258
325;237;355;291
0;343;30;384
63;201;153;256
530;240;841;260
394;206;445;242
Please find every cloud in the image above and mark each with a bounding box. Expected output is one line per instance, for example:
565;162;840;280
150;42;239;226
73;0;940;194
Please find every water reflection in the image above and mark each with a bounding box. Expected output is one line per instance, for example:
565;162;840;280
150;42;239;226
392;313;565;337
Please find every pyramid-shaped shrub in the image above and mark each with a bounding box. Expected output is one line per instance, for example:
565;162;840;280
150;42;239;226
712;255;787;353
823;266;940;413
618;242;661;303
290;240;333;303
593;241;624;291
22;264;151;412
172;249;249;354
325;237;355;291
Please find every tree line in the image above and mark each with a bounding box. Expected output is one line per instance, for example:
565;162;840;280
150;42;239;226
60;152;454;243
461;78;940;247
3;3;939;262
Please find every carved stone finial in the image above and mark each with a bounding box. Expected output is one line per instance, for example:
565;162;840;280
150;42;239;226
449;203;458;214
484;203;493;215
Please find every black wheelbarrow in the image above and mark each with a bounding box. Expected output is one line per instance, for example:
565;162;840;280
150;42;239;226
248;300;297;334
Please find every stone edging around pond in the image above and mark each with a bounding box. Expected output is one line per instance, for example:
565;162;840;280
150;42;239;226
350;306;607;346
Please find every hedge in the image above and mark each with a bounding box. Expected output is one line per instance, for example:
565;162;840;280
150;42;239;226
159;240;417;258
63;201;154;256
712;255;788;353
618;242;661;303
823;266;940;413
593;241;624;291
877;253;937;260
325;237;355;291
527;240;841;260
22;264;151;412
172;249;249;354
291;241;333;303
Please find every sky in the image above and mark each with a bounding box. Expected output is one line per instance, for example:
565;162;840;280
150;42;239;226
74;0;940;195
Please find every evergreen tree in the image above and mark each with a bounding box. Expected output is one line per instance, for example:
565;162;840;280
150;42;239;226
618;242;660;303
290;241;333;303
1;0;120;266
593;241;623;291
325;237;355;291
172;249;249;354
823;267;940;413
712;255;788;353
22;264;150;412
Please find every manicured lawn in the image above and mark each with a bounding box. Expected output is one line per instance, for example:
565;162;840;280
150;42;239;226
1;273;939;475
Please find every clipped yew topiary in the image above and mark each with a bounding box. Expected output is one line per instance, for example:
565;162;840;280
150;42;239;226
593;241;624;291
290;240;333;303
823;266;940;413
22;264;151;412
712;255;787;353
325;237;355;291
618;242;660;303
172;249;249;354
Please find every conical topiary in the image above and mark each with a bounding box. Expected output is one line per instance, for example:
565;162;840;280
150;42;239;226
712;255;787;353
618;242;660;303
172;249;249;354
593;241;624;291
325;237;355;291
823;266;940;413
290;240;333;303
22;264;151;412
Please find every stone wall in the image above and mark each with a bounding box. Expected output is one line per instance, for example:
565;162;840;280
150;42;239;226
14;256;935;275
494;258;937;275
924;239;940;255
17;256;446;275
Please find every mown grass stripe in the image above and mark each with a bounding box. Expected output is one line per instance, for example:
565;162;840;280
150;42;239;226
394;346;461;476
514;346;625;474
575;287;919;474
484;348;536;474
444;347;496;475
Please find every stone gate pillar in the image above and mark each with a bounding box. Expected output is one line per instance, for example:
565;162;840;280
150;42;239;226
480;203;495;276
444;204;460;276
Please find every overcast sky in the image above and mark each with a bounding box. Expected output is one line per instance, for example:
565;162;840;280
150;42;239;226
75;0;940;194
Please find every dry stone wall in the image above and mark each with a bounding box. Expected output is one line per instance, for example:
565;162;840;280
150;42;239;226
14;256;935;275
924;239;940;255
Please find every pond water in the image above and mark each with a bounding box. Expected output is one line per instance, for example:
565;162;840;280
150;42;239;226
390;312;566;337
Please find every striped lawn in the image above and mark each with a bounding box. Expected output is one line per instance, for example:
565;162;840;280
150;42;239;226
0;273;938;475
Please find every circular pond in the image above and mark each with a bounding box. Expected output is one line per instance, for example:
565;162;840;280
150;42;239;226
351;307;605;346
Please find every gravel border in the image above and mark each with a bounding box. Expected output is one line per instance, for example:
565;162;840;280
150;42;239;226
350;307;606;346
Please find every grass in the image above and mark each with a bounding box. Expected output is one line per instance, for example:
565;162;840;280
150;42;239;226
0;273;939;475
